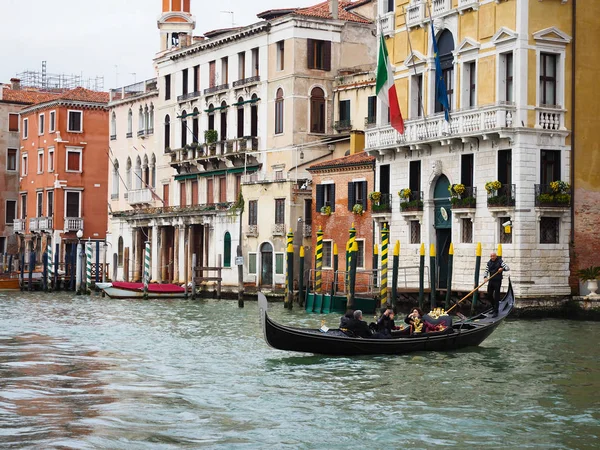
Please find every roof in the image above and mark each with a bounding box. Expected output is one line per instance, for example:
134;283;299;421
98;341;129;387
53;87;109;104
257;1;372;24
308;151;375;171
1;87;59;105
204;27;243;39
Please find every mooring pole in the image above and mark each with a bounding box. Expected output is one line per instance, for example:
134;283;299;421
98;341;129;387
372;244;379;289
286;243;294;309
430;243;437;309
380;223;389;307
95;241;100;284
42;251;48;292
47;243;53;291
347;223;356;290
391;240;400;308
472;242;482;314
298;246;305;307
285;228;293;304
419;243;425;310
445;243;454;309
237;245;244;308
331;243;338;298
348;241;358;309
28;251;34;291
315;226;323;294
86;240;92;295
143;241;150;299
54;243;59;290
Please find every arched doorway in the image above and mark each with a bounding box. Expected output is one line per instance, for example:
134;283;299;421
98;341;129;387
434;175;452;289
260;242;273;286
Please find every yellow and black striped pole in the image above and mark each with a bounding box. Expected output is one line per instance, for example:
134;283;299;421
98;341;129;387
373;244;379;289
418;243;425;309
380;223;389;307
286;242;294;309
331;243;338;296
497;243;503;257
298;246;305;306
285;228;293;300
391;240;400;307
472;242;482;314
347;223;356;289
430;243;437;308
348;241;358;309
315;226;323;293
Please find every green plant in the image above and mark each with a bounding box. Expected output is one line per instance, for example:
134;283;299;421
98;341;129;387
352;203;364;215
487;195;508;206
165;147;171;153
555;193;571;204
398;188;412;200
451;196;476;208
537;193;555;204
400;200;423;211
204;129;218;144
369;191;381;202
576;266;600;281
550;180;570;194
485;180;502;194
320;205;332;215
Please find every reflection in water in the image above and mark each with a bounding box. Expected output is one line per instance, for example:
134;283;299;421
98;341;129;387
0;292;599;448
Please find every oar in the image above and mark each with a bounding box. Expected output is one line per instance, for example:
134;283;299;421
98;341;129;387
446;270;501;314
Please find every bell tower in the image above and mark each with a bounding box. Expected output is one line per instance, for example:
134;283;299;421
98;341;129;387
158;0;196;52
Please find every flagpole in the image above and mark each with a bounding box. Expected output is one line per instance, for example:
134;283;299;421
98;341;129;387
426;0;451;126
402;6;428;123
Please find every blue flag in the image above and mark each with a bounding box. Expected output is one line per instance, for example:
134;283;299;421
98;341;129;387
430;20;450;122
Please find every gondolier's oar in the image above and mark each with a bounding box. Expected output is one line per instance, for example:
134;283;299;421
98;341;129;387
446;270;501;314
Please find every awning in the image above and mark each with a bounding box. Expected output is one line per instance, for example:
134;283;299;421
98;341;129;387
204;104;229;113
174;173;200;181
231;98;261;107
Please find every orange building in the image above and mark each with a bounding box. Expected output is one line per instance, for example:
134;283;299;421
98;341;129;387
16;87;109;263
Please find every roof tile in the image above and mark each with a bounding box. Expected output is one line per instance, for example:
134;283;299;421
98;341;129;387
309;151;375;171
294;0;371;24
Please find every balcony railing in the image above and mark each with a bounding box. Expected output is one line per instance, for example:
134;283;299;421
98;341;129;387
245;225;258;237
450;186;477;208
177;90;201;102
535;184;572;208
128;188;153;205
380;11;395;36
536;106;565;131
365;116;377;129
38;217;53;231
406;1;425;28
242;171;291;184
13;219;25;233
29;218;39;232
110;134;117;141
432;0;452;15
204;83;229;96
487;184;515;207
371;193;393;213
65;217;84;232
457;0;479;13
272;223;286;236
232;76;260;88
137;130;145;137
126;132;133;138
365;104;516;151
303;223;312;238
400;191;424;212
334;120;352;132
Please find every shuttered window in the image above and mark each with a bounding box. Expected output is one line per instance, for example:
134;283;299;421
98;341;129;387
316;184;335;212
248;200;257;225
66;150;81;172
275;199;285;224
348;181;367;211
207;179;213;204
8;113;18;132
307;39;331;71
191;180;198;205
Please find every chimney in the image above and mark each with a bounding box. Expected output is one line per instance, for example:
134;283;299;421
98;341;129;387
329;0;339;20
10;78;21;90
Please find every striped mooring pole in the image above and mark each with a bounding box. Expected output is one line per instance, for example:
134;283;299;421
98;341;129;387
86;241;92;294
285;228;293;300
315;226;323;293
347;223;356;289
143;241;151;298
391;240;400;308
47;243;54;290
380;223;389;307
418;243;425;309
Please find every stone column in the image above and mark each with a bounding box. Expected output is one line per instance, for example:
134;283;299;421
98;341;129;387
151;224;159;282
133;228;142;281
182;225;189;285
160;227;168;283
188;225;194;282
173;225;179;283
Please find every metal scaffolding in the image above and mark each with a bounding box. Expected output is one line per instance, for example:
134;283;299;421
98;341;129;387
15;61;104;92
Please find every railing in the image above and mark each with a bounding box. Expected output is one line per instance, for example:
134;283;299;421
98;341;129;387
406;1;425;28
242;171;291;184
365;104;516;150
112;202;236;219
29;218;39;232
535;184;571;207
232;76;260;88
146;127;154;135
334;120;352;131
303;224;312;238
272;223;286;236
380;11;395;35
371;193;393;213
204;83;229;95
137;130;145;137
432;0;452;15
109;78;158;102
400;191;424;212
128;188;153;205
450;186;477;208
245;225;258;237
13;219;25;233
110;134;117;141
126;132;133;138
65;217;84;232
487;184;515;207
177;90;201;102
457;0;480;12
365;116;377;128
536;106;564;131
38;217;53;230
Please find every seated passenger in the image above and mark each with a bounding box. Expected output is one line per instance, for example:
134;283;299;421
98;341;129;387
405;307;424;326
339;309;355;328
377;307;399;336
345;310;373;338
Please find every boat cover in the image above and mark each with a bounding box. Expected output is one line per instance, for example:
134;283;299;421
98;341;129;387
111;281;185;293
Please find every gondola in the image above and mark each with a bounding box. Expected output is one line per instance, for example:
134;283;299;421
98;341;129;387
258;280;514;356
96;281;186;299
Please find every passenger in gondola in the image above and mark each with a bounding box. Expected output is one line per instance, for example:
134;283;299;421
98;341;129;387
377;306;399;336
344;310;373;338
405;307;424;334
339;309;355;328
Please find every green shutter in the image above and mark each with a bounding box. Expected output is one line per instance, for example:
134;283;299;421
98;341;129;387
275;253;284;274
224;232;231;267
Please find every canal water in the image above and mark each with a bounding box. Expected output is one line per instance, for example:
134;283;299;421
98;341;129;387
0;292;598;449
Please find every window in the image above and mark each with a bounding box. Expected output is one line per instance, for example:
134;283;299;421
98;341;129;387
499;216;512;244
37;191;43;217
112;160;120;198
385;0;394;13
224;232;231;268
235;175;241;202
191;180;198;205
20;194;27;219
409;160;421;193
65;191;81;218
238;53;245;80
410;220;421;244
7;149;17;171
339;99;351;127
21;154;28;176
37;150;44;174
310;87;326;133
118;237;124;267
48;147;54;172
181;110;188;147
8;113;18;132
464;61;476;108
316;184;336;212
163;184;169;207
164;114;171;150
367;95;377;124
355;240;365;268
323;240;333;268
251;94;258;137
138;107;144;133
206;178;213;204
5;200;16;225
304;199;313;226
275;199;285;224
49;111;56;132
275;88;284;134
461;154;474;188
110;112;116;139
67;110;82;132
192;108;199;143
23;118;28;139
38;113;45;135
209;61;216;87
208;104;215;131
66;149;82;172
47;191;54;217
307;39;331;71
498;149;512;187
540;53;557;106
193;65;200;92
220;102;227;142
275;253;284;275
502;52;514;103
182;68;188;95
461;219;473;243
165;74;171;100
126;158;132;190
540;150;560;185
237;98;244;138
248;253;257;274
277;41;285;71
127;109;133;137
251;48;259;77
219;176;227;203
540;217;559;244
435;30;455;114
180;181;186;207
222;57;229;84
410;74;423;118
348;180;367;211
248;200;258;225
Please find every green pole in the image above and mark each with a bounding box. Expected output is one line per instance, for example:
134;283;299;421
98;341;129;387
472;242;482;314
445;243;454;309
419;243;425;310
315;226;323;293
331;243;338;297
348;241;358;309
373;244;379;289
298;246;305;307
430;243;437;309
391;240;400;308
380;223;389;307
286;243;294;309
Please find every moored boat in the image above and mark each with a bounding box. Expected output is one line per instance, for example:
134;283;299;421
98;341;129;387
0;277;20;290
258;280;514;356
96;281;186;299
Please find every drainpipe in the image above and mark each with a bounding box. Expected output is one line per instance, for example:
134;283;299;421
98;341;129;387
570;0;576;247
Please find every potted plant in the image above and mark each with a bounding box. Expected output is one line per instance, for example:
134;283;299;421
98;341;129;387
352;203;364;215
320;205;332;216
448;183;466;197
369;191;381;203
204;129;218;145
485;180;502;194
398;188;412;200
577;266;600;297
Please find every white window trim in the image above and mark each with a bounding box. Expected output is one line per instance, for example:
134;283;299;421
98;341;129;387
48;147;55;172
67;109;83;133
496;51;514;103
23;118;28;139
47;191;54;218
21;153;28;176
65;147;83;173
6;148;18;172
535;46;566;108
322;239;333;269
461;60;477;109
408;70;425;119
37;149;44;174
64;190;82;218
248;252;257;274
49;110;56;133
5;199;17;225
20;194;27;219
36;191;44;217
38;113;45;135
275;252;285;275
355;238;365;269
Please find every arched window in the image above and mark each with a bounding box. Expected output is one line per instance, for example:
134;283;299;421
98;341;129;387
164;114;171;150
250;94;258;138
110;112;117;137
208;104;215;132
220;101;228;142
151;154;156;188
275;88;284;134
192;107;199;143
135;156;142;189
435;29;455;114
138;106;144;132
237;97;245;138
223;232;231;268
149;104;154;133
112;159;119;197
126;157;132;190
310;87;325;133
118;236;124;267
127;109;133;136
144;106;150;132
181;110;188;147
143;154;149;186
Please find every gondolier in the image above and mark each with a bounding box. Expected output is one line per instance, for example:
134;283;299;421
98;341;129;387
484;252;510;317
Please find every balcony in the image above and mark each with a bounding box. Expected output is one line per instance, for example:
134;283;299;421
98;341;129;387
232;76;260;88
242;171;290;184
400;190;424;212
177;90;201;102
245;225;259;237
406;1;425;28
457;0;479;14
536;106;565;131
13;219;25;233
128;188;153;205
365;104;516;152
365;116;377;129
110;134;117;141
334;120;352;132
32;217;53;231
137;130;145;137
371;193;393;214
126;132;133;138
303;223;312;238
65;217;84;232
272;223;286;236
450;186;477;209
204;83;229;96
29;218;39;232
487;184;515;208
432;0;452;15
380;11;395;36
535;183;571;208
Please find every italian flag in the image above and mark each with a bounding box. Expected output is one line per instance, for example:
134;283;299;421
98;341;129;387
376;33;404;134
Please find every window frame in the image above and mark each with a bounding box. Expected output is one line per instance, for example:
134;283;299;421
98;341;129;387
248;200;258;225
64;190;82;218
6;148;17;172
21;153;28;176
165;74;171;100
275;253;285;275
355;239;365;269
310;87;326;134
23;118;28;139
36;191;44;217
277;40;285;71
47;190;54;218
48;147;55;172
539;216;560;244
20;194;27;219
223;232;231;268
539;52;558;106
49;110;56;133
38;113;45;135
67;110;83;133
275;198;285;225
8;113;19;132
322;240;333;268
248;252;257;274
37;149;44;174
275;88;284;134
65;147;83;173
5;199;17;225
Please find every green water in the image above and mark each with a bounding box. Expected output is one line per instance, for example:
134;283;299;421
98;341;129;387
0;292;598;449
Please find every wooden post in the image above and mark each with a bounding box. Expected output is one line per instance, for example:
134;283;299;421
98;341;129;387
95;241;100;284
391;240;400;308
112;253;118;281
20;250;25;291
70;248;76;291
173;227;179;283
298;246;305;307
191;253;197;300
161;227;167;282
347;223;356;289
42;251;48;292
54;243;59;290
445;243;454;309
216;254;222;300
286;243;294;309
124;247;130;282
285;228;293;301
330;243;338;298
28;250;34;291
418;243;425;310
430;243;437;309
472;242;482;314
